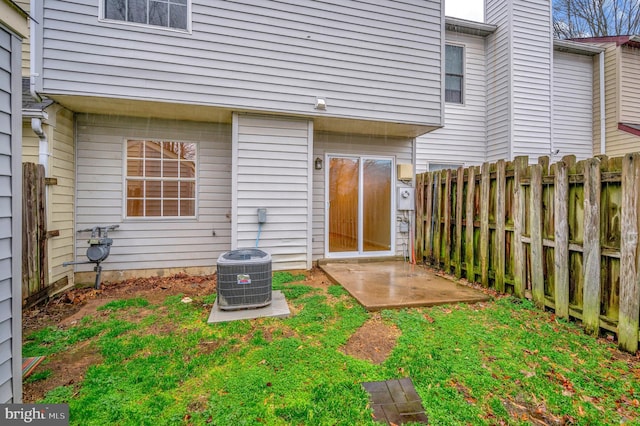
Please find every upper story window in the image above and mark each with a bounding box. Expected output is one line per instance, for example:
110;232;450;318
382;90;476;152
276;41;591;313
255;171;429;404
126;140;197;218
105;0;189;31
445;44;464;104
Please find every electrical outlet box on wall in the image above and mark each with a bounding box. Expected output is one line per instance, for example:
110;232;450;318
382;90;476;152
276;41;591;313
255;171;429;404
397;163;413;180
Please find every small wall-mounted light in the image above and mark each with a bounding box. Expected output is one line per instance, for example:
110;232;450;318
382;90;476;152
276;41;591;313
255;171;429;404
315;97;327;110
315;157;323;170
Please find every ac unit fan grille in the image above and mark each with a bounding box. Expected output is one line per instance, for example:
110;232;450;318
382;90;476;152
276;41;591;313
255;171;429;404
216;249;272;310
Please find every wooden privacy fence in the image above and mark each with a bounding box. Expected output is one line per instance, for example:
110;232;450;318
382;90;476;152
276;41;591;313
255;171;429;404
21;162;63;308
415;153;640;353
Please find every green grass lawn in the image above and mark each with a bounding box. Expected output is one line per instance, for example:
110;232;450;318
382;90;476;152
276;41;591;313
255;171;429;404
24;272;640;425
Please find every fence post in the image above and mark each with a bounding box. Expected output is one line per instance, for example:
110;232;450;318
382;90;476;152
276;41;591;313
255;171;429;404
619;153;640;353
443;169;452;273
465;167;476;282
512;156;528;298
554;160;570;319
582;157;601;336
454;167;464;278
530;164;545;308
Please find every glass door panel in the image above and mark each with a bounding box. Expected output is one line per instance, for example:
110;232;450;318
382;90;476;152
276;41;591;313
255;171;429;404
329;157;359;253
363;159;392;252
328;156;393;255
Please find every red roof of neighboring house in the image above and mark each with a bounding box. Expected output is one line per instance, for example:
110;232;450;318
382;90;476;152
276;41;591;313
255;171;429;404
572;35;640;48
619;123;640;137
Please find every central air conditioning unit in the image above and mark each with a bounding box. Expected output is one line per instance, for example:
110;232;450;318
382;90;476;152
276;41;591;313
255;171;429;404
216;248;272;310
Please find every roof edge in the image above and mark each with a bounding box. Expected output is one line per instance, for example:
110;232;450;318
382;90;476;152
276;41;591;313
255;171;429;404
445;16;497;37
619;123;640;137
554;39;604;55
572;35;640;48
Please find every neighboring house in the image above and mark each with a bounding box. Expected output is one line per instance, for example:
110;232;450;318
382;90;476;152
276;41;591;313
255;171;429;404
27;0;445;281
417;0;604;172
573;36;640;157
0;0;27;404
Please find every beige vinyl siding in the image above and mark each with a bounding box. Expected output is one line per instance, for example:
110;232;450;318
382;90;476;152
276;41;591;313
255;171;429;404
312;133;413;259
592;42;614;154
485;0;511;161
75;114;232;274
234;115;311;270
552;51;593;160
21;121;38;162
14;0;29;76
49;106;74;287
620;45;640;125
416;31;487;173
511;0;551;159
593;43;640;157
39;0;443;130
22;106;75;290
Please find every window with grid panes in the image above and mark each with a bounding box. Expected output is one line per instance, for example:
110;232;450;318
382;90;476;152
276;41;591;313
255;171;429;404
125;140;196;218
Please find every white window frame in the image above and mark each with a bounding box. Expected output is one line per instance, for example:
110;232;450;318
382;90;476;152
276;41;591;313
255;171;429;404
324;153;396;259
427;162;464;172
445;43;465;105
100;0;192;33
123;139;198;220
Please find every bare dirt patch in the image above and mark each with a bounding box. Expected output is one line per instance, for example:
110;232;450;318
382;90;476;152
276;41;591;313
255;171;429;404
23;340;102;403
23;273;217;334
341;313;401;364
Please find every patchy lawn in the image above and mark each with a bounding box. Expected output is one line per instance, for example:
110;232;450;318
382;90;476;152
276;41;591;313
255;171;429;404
23;269;640;425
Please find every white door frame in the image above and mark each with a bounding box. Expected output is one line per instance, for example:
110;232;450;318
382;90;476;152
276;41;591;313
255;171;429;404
324;153;396;258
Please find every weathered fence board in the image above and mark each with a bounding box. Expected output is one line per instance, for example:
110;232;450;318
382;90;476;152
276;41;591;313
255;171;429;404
480;163;490;288
554;160;569;319
465;167;476;282
513;157;527;297
22;162;49;306
619;153;640;352
443;170;452;273
454;167;464;278
495;160;506;292
582;157;601;336
415;152;640;352
530;165;545;308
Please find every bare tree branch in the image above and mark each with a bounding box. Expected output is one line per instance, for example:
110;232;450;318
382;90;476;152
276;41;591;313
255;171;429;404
553;0;640;38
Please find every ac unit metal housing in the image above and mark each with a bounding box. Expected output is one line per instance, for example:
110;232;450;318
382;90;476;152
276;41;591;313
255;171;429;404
216;248;272;310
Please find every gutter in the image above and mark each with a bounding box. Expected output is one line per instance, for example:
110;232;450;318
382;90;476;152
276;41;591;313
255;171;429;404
445;16;497;37
553;39;604;56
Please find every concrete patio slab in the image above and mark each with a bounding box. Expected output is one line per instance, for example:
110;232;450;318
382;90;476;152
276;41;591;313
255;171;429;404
320;261;490;311
207;290;290;323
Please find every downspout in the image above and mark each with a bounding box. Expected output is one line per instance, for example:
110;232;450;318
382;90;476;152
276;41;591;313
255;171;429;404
29;0;41;102
31;117;49;171
599;50;606;154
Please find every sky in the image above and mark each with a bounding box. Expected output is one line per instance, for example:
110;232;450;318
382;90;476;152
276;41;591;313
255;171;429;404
446;0;484;22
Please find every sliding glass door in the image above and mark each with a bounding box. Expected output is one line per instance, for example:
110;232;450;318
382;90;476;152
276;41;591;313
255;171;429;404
327;156;393;256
